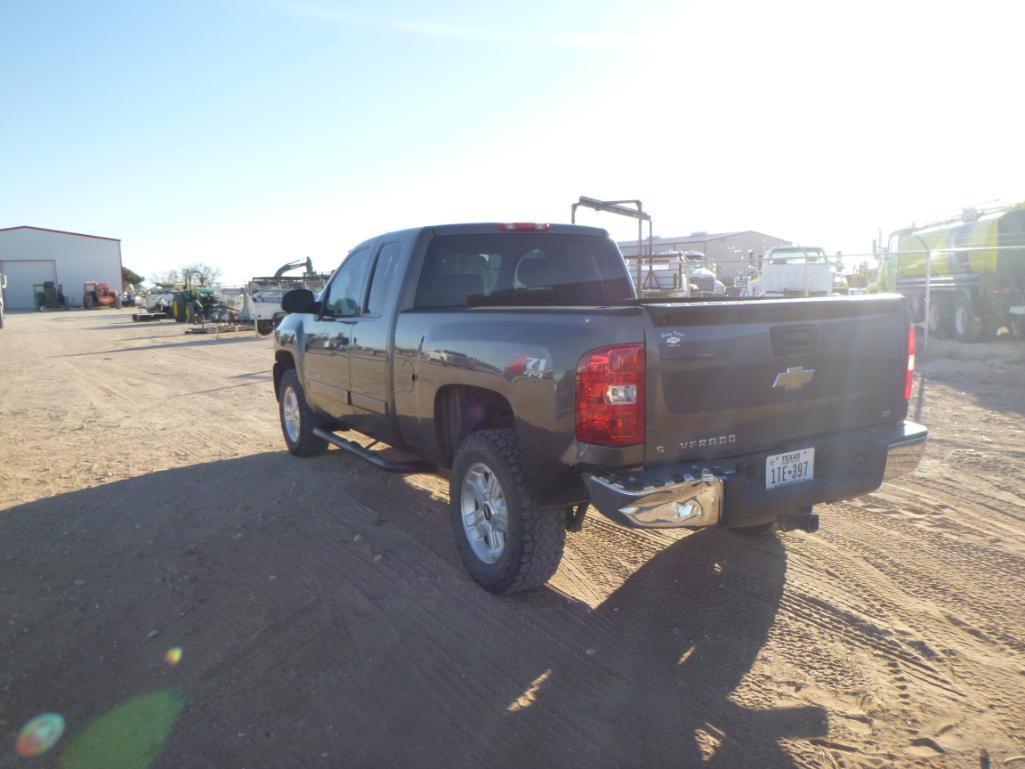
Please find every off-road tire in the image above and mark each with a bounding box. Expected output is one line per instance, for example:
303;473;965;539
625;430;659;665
927;295;954;338
278;369;328;457
953;294;993;343
450;429;566;594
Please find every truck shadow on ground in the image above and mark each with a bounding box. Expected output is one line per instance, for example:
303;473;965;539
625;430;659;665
50;336;268;358
0;451;825;769
918;359;1025;418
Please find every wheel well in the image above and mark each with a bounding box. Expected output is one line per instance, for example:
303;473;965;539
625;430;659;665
273;351;295;398
435;385;515;468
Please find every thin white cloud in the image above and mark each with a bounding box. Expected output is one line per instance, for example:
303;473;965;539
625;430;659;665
277;2;643;48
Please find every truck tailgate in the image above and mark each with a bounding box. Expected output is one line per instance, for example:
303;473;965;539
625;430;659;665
643;295;909;463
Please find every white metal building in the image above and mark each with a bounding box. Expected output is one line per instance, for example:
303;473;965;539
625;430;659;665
618;230;789;283
0;226;123;309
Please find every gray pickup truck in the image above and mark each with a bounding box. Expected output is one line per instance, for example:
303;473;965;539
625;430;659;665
273;223;926;593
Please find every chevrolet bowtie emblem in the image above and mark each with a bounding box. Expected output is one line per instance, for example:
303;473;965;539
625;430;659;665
773;367;815;391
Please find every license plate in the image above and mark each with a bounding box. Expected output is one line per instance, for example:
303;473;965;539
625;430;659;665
766;448;815;489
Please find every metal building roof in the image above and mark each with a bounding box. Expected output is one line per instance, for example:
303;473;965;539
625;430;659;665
617;230;782;248
0;226;121;242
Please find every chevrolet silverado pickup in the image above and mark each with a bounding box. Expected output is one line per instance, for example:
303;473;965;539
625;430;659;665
272;223;926;593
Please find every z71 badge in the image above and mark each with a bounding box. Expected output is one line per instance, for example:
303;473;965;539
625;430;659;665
506;355;549;379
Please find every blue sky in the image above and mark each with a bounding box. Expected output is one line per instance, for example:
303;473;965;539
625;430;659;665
2;0;1023;284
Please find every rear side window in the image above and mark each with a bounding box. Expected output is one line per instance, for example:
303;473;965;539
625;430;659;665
365;242;402;315
414;233;631;308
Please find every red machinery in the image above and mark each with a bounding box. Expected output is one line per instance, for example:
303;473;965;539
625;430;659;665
83;281;121;309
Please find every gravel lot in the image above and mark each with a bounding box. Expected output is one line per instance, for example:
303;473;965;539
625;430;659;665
1;309;1023;768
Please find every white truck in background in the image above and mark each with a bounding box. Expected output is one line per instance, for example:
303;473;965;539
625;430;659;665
0;272;6;329
624;250;726;297
222;258;330;335
755;246;836;297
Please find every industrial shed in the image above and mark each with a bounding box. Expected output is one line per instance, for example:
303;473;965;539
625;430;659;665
618;230;789;283
0;226;123;309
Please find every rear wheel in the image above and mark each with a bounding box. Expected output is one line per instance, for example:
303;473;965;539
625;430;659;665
953;294;993;342
1012;315;1025;338
278;369;328;456
927;295;953;338
450;429;565;593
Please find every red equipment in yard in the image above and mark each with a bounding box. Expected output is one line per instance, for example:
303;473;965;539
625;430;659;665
83;281;121;309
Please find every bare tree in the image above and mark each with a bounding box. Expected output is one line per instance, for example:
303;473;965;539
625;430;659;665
181;263;222;286
150;269;180;286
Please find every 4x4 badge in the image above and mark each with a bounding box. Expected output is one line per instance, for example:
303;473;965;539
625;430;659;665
773;367;815;391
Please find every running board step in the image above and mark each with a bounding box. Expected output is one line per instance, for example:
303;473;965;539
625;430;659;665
313;427;427;473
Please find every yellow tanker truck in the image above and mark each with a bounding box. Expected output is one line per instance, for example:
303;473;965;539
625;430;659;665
880;202;1025;342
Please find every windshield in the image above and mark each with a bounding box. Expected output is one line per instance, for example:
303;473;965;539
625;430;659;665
768;248;828;264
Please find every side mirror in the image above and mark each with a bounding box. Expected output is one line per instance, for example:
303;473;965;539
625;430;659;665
282;288;316;314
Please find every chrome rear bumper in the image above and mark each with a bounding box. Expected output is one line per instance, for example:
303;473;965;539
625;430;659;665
583;472;723;528
582;420;928;530
882;423;928;481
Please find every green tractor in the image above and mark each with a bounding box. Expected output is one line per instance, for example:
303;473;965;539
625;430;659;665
169;271;221;323
34;282;65;310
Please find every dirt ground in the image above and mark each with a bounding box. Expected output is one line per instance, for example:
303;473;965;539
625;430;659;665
1;309;1023;769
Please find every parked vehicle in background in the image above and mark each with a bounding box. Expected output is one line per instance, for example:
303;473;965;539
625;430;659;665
271;222;926;594
755;247;835;297
0;272;6;328
82;280;121;309
222;258;330;334
832;271;850;295
624;250;725;297
687;262;727;296
166;270;219;323
136;284;175;312
133;275;227;324
624;251;691;296
33;282;63;310
880;202;1025;342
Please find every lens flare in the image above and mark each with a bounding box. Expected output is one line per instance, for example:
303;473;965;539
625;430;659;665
15;712;64;757
164;647;183;667
60;690;181;769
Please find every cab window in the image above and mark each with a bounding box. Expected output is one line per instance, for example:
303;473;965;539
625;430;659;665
322;248;371;317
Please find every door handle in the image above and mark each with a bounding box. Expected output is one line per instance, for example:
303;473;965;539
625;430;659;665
771;324;817;355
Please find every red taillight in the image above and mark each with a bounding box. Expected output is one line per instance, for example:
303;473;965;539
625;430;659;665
497;222;551;231
575;343;645;446
904;324;916;400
